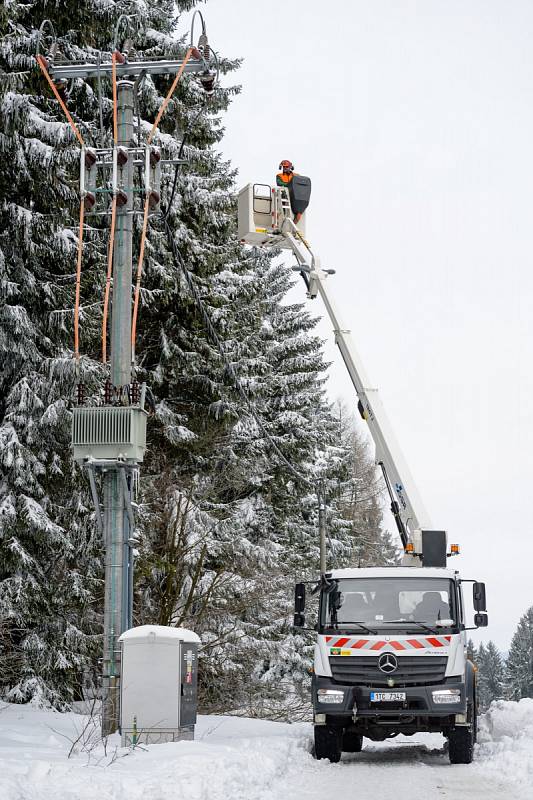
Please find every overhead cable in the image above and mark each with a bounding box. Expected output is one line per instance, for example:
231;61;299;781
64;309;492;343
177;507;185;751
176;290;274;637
160;217;313;491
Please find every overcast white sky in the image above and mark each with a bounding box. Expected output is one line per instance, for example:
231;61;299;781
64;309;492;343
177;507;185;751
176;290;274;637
184;0;533;648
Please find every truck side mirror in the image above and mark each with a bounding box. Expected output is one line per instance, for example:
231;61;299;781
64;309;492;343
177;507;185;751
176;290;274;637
294;582;306;614
293;612;305;628
474;612;488;628
473;582;487;612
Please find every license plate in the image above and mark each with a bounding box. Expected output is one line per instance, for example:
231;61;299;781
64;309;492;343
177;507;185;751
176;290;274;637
370;692;406;702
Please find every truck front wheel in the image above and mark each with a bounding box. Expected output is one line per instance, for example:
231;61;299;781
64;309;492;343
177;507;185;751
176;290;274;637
314;725;342;763
448;702;476;764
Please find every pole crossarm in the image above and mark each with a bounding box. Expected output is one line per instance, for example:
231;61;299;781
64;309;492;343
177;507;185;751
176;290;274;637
48;57;209;81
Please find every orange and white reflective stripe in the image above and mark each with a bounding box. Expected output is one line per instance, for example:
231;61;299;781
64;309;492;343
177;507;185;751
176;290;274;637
325;635;452;651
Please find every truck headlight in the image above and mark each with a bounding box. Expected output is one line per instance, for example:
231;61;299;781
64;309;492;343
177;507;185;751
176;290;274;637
317;689;344;704
432;689;461;704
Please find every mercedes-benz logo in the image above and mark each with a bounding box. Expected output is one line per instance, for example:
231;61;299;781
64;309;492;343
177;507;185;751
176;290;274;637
378;653;398;673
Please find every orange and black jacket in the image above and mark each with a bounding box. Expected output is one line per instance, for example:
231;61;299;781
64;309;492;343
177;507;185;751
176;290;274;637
276;171;297;186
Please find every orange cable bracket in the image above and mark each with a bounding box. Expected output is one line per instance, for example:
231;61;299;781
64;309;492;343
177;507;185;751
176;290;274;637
36;55;87;364
148;47;194;145
35;55;85;147
131;194;151;366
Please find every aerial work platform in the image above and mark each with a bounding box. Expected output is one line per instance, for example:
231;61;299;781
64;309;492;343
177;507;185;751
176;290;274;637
238;182;310;247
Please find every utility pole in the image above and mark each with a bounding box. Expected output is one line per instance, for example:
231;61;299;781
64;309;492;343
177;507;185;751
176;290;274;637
37;17;217;735
101;78;135;735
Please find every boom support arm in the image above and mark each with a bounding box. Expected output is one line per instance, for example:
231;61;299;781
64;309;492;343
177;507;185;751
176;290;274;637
280;218;432;549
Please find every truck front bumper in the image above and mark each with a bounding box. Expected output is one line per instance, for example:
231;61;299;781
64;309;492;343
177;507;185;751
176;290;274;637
313;674;467;719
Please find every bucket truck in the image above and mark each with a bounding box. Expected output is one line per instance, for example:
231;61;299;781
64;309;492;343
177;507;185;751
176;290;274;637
237;181;488;764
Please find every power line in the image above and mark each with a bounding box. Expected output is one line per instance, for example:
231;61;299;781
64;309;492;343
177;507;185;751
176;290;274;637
158;218;340;569
159;216;314;491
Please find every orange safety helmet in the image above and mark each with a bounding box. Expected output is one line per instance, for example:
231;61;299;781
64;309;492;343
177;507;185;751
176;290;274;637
279;159;294;172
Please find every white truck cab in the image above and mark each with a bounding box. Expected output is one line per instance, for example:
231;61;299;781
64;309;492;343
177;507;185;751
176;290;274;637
296;556;487;763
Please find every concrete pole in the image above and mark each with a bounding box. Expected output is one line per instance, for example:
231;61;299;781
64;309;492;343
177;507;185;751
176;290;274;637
110;80;134;390
101;80;134;736
102;472;123;735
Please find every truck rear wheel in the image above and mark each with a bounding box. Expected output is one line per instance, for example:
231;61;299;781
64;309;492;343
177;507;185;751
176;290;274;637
314;725;342;763
342;731;363;753
448;702;476;764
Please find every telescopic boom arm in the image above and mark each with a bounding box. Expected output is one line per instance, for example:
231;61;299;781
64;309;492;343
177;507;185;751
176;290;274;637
279;217;432;551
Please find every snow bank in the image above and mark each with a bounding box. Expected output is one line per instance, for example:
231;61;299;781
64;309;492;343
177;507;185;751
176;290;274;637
2;700;533;799
0;704;311;800
476;698;533;788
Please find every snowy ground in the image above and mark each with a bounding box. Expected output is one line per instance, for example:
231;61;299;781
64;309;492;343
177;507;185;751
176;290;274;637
1;700;532;800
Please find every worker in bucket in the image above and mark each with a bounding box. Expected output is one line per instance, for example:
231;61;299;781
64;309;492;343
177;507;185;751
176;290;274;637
276;159;304;223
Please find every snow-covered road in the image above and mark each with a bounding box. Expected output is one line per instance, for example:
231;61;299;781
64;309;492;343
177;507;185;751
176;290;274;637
1;701;532;800
281;735;521;800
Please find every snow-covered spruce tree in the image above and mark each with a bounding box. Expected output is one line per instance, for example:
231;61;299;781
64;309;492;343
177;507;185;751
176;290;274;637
0;0;234;706
466;638;477;663
0;0;114;706
135;246;362;716
1;0;388;715
477;640;505;711
135;253;394;716
329;400;398;567
506;607;533;700
213;259;352;718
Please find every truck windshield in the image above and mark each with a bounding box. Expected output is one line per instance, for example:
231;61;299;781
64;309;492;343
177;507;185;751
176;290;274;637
322;577;455;630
